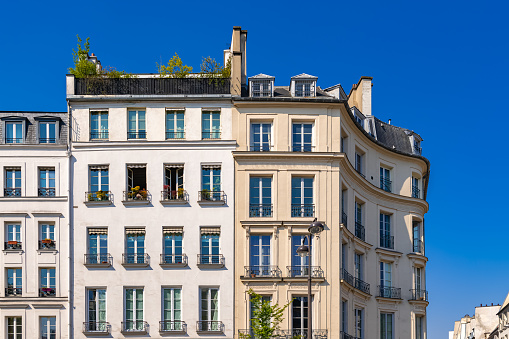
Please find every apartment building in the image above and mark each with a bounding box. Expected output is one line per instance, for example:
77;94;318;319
0;111;69;338
231;27;430;339
66;65;235;337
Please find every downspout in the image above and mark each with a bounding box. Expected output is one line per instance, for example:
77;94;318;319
67;100;74;339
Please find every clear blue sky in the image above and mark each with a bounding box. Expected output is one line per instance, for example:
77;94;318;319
1;0;508;337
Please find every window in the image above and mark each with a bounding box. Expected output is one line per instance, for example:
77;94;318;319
89;166;109;201
39;121;57;143
86;289;107;331
40;316;56;339
413;221;422;253
200;288;220;330
355;202;365;240
341;300;348;333
415;267;422;292
380;167;391;192
6;268;22;296
202;111;220;139
39;224;55;250
291;177;314;217
341;189;347;225
5;121;23;143
292;123;313;152
164;165;184;200
251;80;272;97
341;243;347;271
163;229;184;264
379;262;392;297
291;235;311;277
414;139;422;154
166;110;185;139
162;288;182;331
39;167;55;197
127;165;147;201
128;109;146;139
379;213;393;249
200;230;220;264
249;177;272;217
201;165;222;201
355;152;364;177
5;167;21;197
250;295;271;326
340;135;347;153
292;296;308;334
88;228;108;264
354;253;363;281
249;235;271;276
5;224;21;250
125;229;146;264
7;317;22;339
415;316;424;339
380;313;394;339
355;308;363;339
294;81;314;97
250;123;272;151
90;111;108;140
412;177;420;198
40;268;56;297
125;288;144;331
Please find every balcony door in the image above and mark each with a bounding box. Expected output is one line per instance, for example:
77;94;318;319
291;235;311;277
292;296;308;336
200;288;219;330
291;177;313;217
126;230;145;263
250;235;270;276
251;123;271;151
125;288;144;330
87;289;107;331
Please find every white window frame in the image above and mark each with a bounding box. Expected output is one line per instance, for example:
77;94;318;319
6;224;21;242
87;288;107;323
40;223;55;241
250;122;273;151
128;109;146;138
90;111;109;140
201;111;221;139
292;122;314;152
40;316;56;339
199;287;219;322
6;268;22;290
294;80;316;97
380;312;394;339
354;253;363;281
162;287;182;322
7;316;22;338
124;288;144;329
165;110;185;139
5;121;24;143
39;121;58;143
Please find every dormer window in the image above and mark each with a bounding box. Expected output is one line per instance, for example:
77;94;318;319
1;117;28;144
295;81;313;97
414;140;422;155
291;74;317;97
249;74;275;97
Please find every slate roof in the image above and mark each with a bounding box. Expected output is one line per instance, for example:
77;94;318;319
273;86;334;98
373;117;416;154
291;73;318;79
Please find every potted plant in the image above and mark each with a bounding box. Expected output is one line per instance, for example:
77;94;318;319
7;240;18;245
41;238;53;244
177;187;184;199
96;190;106;201
139;189;148;200
201;189;210;200
87;193;94;201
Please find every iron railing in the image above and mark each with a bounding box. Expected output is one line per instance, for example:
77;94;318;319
380;234;394;249
127;131;147;139
340;268;370;294
410;289;428;301
86;191;112;202
39;240;56;250
122;253;149;265
292;145;315;152
249;204;273;217
340;331;357;339
165;131;185;139
160;320;187;332
355;168;366;178
4;188;21;197
286;266;324;278
341;268;354;286
198;190;226;202
250;145;272;151
239;329;328;339
378;286;401;299
244;266;281;278
83;321;111;333
123;190;150;202
380;177;392;192
84;254;113;265
5;138;23;144
354;222;365;241
160;254;188;265
122;320;148;332
38;188;56;197
413;239;424;253
202;131;221;139
5;287;22;296
5;241;22;250
412;185;420;198
90;131;109;140
291;204;315;217
197;321;224;332
197;254;225;266
342;211;348;225
39;138;56;144
161;189;188;202
75;77;231;95
39;287;56;297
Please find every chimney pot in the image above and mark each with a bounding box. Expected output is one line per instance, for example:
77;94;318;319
388;119;391;125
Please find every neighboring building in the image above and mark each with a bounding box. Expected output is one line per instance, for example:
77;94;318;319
231;27;430;339
66;57;235;337
451;304;500;339
495;292;509;339
0;111;69;338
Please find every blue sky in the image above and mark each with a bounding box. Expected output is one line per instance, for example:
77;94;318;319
1;0;508;337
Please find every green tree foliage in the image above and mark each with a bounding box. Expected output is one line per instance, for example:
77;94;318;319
200;56;231;78
68;35;98;78
157;53;193;78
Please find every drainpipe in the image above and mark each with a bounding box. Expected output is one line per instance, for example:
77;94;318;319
67;100;74;339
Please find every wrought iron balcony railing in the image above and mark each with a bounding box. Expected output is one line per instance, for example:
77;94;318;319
197;254;225;266
160;254;188;265
90;131;109;140
292;145;315;152
160;320;187;332
4;188;21;197
165;131;185;139
249;204;273;217
355;168;366;178
122;253;149;265
291;204;315;217
380;177;392;192
5;241;22;250
198;190;226;202
6;138;23;144
39;240;56;250
83;321;111;334
127;131;147;139
354;221;365;241
286;266;324;278
341;268;354;285
340;268;370;294
281;329;328;339
123;190;150;202
38;188;56;197
412;185;421;198
413;239;424;253
341;331;360;339
161;189;188;202
244;266;281;278
86;191;112;202
202;131;221;140
410;289;428;301
196;321;224;332
5;287;22;296
39;138;56;144
84;254;113;266
250;144;272;152
342;211;347;225
122;320;148;333
75;77;230;95
380;234;394;250
378;286;401;299
39;287;56;297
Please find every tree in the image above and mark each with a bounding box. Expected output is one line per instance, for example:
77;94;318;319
157;53;193;78
68;35;98;78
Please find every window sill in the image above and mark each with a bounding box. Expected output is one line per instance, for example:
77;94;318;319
83;329;111;336
122;200;150;206
121;329;148;335
2;249;23;254
84;200;112;206
84;262;112;268
160;200;188;206
159;262;188;268
122;262;150;268
197;200;225;206
37;249;57;254
197;263;225;269
0;196;67;201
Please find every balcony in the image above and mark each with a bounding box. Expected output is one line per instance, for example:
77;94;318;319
5;287;22;296
160;320;187;333
123;190;150;204
380;234;394;250
342;211;347;225
197;254;225;268
6;138;23;144
166;131;186;140
291;204;315;218
378;286;401;299
4;241;22;250
90;131;109;140
380;177;392;192
121;320;148;334
341;331;360;339
198;190;226;204
39;240;56;250
341;269;371;294
127;131;146;139
84;254;113;267
292;145;315;152
160;189;188;204
355;168;366;179
249;204;273;217
244;266;281;278
39;287;56;297
160;254;188;267
4;188;21;197
122;253;150;267
286;266;324;279
75;77;231;95
39;137;56;144
196;321;224;333
354;222;365;242
413;239;424;254
83;321;111;335
410;289;428;301
202;131;221;140
239;329;328;339
250;145;272;152
38;188;56;197
85;191;112;204
412;185;421;198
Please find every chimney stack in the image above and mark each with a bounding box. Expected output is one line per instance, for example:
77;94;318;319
347;76;373;116
229;26;247;96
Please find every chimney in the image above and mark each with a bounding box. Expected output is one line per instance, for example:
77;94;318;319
348;76;373;116
388;119;391;125
87;52;102;72
229;26;247;96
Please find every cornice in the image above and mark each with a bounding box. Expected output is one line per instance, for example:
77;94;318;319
72;140;237;149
